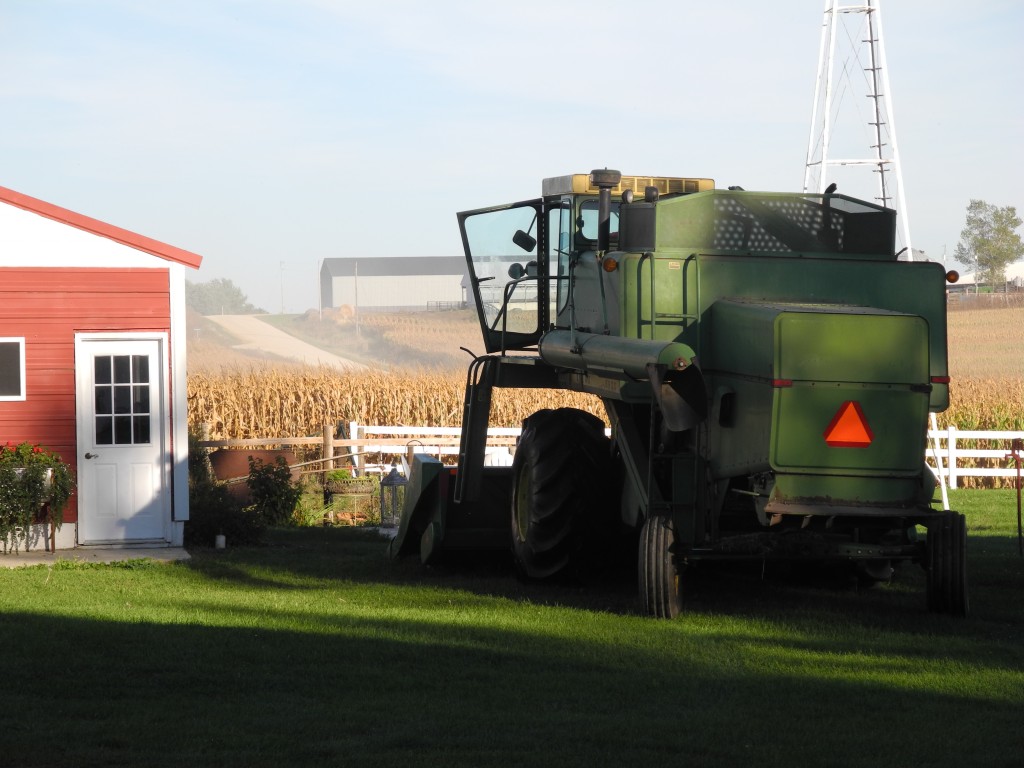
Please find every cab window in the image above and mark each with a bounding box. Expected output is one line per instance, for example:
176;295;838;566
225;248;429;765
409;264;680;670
576;198;621;245
549;201;572;315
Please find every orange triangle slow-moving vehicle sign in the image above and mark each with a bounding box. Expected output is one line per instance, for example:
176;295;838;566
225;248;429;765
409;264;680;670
823;401;873;448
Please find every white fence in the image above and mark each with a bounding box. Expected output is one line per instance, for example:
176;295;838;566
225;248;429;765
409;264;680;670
200;422;1024;489
346;422;521;474
350;423;1024;489
927;428;1024;489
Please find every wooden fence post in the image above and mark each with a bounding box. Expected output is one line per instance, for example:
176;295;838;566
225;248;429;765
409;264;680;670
323;425;334;471
200;422;214;478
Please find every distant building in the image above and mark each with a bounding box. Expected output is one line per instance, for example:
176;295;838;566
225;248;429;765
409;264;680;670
319;256;468;311
950;261;1024;292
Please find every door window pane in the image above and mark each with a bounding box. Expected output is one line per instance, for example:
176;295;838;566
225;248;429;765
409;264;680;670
133;415;151;444
114;385;132;414
132;355;149;383
95;416;113;445
94;356;112;385
113;356;131;384
133;385;150;412
114;416;133;444
95;387;112;415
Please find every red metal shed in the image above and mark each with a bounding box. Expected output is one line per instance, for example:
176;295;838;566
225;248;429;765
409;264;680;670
0;185;202;549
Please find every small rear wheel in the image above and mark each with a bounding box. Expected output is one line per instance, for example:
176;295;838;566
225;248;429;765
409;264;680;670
639;515;683;618
926;511;969;616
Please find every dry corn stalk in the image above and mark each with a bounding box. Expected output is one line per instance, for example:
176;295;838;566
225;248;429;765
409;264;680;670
188;365;602;440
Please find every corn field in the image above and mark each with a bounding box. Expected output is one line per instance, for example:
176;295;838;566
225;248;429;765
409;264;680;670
187;367;602;439
188;367;1024;436
188;304;1023;488
937;377;1024;432
938;305;1024;486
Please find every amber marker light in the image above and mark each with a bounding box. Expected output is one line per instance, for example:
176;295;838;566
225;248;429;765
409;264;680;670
946;270;960;283
602;256;619;272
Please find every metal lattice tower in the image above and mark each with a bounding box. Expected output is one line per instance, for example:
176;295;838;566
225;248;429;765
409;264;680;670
804;0;950;507
803;0;914;259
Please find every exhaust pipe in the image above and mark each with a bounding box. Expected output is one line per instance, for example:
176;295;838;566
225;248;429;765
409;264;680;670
590;169;622;252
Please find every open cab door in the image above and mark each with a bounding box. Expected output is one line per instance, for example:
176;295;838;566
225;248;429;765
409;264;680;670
458;199;550;353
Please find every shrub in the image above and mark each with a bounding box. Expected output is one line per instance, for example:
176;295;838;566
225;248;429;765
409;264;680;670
246;455;301;527
0;441;75;552
188;431;213;485
325;468;352;482
184;432;264;547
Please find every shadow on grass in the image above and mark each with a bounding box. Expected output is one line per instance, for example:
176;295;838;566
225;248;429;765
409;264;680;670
188;527;873;619
186;526;1024;642
0;597;1021;768
0;519;1021;767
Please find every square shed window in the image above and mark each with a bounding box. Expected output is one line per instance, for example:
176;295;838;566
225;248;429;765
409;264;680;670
0;338;26;401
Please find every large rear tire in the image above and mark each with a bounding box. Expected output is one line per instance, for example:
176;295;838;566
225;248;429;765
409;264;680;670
926;511;969;616
639;515;683;618
510;408;614;580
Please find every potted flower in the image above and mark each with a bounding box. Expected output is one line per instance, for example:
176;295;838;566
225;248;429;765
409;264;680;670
0;441;75;552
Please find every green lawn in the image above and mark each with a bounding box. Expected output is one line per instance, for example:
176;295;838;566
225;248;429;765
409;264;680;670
0;489;1022;767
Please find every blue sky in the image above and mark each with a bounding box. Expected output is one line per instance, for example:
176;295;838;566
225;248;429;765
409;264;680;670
2;1;1021;312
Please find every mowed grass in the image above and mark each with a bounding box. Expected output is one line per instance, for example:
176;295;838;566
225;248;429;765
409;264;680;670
0;489;1022;768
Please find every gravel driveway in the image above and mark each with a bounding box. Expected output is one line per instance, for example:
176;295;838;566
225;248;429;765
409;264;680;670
205;315;367;370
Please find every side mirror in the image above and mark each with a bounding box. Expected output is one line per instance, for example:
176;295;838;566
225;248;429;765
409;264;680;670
507;261;538;280
513;229;537;252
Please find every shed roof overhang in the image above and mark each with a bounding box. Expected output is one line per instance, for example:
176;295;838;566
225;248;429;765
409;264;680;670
0;185;203;270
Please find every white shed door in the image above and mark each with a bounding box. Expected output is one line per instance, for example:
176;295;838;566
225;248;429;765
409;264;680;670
76;337;168;543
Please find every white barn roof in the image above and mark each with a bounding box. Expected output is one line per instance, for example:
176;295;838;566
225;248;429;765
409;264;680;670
321;256;465;278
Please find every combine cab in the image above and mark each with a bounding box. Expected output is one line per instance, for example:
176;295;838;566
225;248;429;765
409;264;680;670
390;170;967;617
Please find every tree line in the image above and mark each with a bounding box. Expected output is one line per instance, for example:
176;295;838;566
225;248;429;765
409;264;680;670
955;200;1023;284
186;278;265;315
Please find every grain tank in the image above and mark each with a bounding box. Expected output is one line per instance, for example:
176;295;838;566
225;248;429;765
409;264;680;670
390;170;967;617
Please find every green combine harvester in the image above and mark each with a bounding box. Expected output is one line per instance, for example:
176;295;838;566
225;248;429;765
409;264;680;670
389;169;967;617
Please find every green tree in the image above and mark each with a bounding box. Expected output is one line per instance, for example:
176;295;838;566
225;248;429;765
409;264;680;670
186;278;265;315
954;200;1024;284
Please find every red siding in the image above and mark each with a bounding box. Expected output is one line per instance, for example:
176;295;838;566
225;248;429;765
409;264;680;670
0;267;172;523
